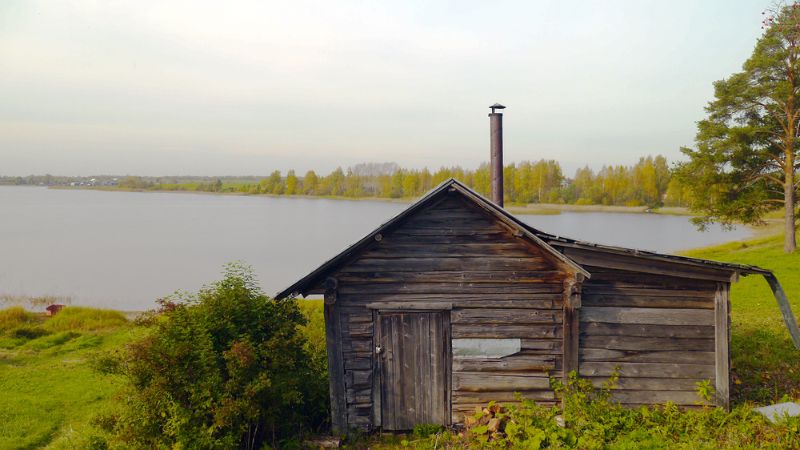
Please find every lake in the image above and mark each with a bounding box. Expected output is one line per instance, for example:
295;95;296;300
0;186;751;310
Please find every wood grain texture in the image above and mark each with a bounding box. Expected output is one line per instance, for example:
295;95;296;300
451;308;560;324
341;294;562;310
610;390;708;405
714;283;731;410
580;322;715;339
452;324;562;339
580;349;715;364
452;390;556;403
452;355;555;372
581;335;714;352
323;303;347;433
581;307;715;326
378;312;449;430
453;372;552;392
580;362;715;378
586;376;706;391
582;294;713;309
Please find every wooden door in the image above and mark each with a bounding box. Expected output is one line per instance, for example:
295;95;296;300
377;311;450;430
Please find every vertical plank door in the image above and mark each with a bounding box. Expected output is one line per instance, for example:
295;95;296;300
378;311;449;430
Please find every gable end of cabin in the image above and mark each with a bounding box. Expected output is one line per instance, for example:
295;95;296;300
315;189;577;431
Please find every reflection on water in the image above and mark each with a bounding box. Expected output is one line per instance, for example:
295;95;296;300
0;187;749;310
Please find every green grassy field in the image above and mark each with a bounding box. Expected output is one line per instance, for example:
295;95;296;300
0;232;798;448
682;234;800;404
0;307;141;449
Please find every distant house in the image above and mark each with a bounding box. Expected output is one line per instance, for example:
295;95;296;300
45;304;65;316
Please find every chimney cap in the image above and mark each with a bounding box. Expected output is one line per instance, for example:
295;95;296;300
489;103;506;114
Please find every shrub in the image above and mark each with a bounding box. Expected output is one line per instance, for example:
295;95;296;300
44;307;127;332
112;263;327;449
402;372;800;449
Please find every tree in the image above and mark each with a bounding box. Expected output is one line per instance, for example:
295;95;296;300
303;170;319;195
676;4;800;252
285;170;298;195
390;170;404;198
259;170;283;194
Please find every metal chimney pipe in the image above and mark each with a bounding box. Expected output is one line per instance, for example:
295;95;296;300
489;103;505;207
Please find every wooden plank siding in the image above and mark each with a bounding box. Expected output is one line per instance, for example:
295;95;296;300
331;193;567;429
577;266;721;407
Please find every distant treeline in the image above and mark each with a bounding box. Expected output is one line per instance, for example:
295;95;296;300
112;156;691;207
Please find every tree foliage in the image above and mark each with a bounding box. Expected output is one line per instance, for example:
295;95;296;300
221;156;672;207
111;264;327;449
675;3;800;252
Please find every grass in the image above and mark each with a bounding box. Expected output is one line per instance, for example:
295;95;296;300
681;233;800;404
0;307;138;449
0;302;326;449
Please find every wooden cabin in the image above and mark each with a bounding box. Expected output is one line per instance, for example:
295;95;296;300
276;178;784;433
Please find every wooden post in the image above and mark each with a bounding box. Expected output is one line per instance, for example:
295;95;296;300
323;279;347;433
764;273;800;349
563;274;583;381
371;309;382;429
714;282;730;410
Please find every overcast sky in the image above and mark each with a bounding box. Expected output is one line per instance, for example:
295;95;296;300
0;0;767;176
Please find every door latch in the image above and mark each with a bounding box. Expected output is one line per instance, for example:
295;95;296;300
375;345;383;355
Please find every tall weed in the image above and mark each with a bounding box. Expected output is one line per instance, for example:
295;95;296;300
44;307;127;332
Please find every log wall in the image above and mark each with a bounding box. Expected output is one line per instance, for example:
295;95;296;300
330;193;567;429
578;266;720;406
316;188;734;432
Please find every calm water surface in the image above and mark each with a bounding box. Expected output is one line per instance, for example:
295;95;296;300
0;187;750;310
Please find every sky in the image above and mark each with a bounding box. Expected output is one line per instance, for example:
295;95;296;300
0;0;769;177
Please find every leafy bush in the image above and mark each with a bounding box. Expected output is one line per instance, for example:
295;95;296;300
110;263;327;449
377;372;800;449
461;400;576;448
44;307;127;332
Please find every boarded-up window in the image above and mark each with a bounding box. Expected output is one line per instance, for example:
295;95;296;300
452;338;521;358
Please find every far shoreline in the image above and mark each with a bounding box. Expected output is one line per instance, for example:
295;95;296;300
47;185;694;216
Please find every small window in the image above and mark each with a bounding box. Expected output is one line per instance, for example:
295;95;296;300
452;338;521;358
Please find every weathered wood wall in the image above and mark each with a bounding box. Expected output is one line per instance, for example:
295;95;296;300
576;266;720;407
315;189;734;432
328;193;567;429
